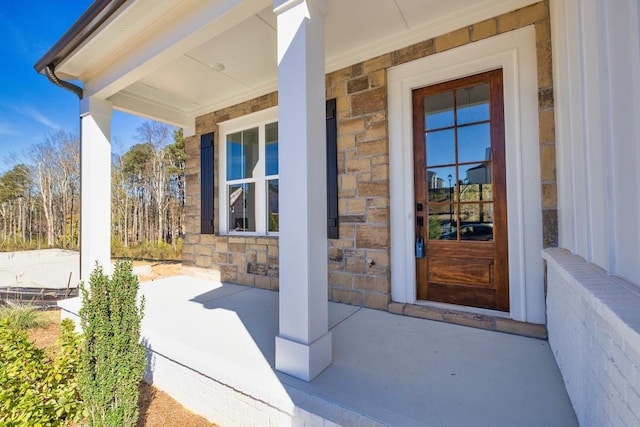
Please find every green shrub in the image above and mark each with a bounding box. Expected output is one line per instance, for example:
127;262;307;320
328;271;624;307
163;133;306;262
0;318;84;426
79;261;146;427
0;304;49;330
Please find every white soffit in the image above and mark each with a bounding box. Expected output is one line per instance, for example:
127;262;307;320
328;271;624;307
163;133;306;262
63;0;541;125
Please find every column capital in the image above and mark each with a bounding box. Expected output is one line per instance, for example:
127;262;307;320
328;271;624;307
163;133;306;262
80;96;113;119
273;0;327;17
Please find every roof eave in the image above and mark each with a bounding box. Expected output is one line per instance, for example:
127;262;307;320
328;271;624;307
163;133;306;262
33;0;129;76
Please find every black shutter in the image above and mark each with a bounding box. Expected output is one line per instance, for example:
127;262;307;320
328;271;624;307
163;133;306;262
326;98;339;239
200;132;215;234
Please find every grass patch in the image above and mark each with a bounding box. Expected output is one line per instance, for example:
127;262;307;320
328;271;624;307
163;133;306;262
0;304;50;330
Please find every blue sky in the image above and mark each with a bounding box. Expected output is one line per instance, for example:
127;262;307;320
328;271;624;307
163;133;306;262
0;1;152;173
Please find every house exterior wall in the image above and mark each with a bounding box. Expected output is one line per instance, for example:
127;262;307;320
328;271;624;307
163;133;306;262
183;1;556;315
546;0;640;423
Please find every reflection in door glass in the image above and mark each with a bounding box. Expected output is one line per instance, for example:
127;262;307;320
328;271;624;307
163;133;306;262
458;123;491;164
427;166;456;202
427;204;455;240
425;91;454;130
456;83;489;125
426;129;455;166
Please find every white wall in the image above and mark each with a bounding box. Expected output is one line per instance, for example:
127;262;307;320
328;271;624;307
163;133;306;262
551;0;640;286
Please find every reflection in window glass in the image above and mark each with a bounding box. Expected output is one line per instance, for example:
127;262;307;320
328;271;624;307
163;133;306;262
228;183;256;232
426;129;455;166
427;166;456;202
265;122;278;176
268;179;279;232
227;128;259;180
425;91;454;130
457;123;491;164
456;83;489;125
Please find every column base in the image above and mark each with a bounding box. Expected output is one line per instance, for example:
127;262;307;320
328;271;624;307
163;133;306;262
275;331;332;382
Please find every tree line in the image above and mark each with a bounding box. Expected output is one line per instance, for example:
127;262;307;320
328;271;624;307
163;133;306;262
0;121;185;256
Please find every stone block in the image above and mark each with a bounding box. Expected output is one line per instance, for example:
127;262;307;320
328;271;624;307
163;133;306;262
539;87;554;109
345;199;367;215
213;252;229;264
268;245;278;257
443;311;495;329
353;275;389;293
347;76;369;94
404;304;444;321
345;257;366;274
538;109;555;144
358;182;389;198
535;19;551;43
338;134;356;150
363;54;392;74
495;318;547;339
363;292;389;310
339;117;365;134
539;144;556;181
367;250;389;267
472;18;497;41
357;138;387;156
331;288;362;305
255;275;271;290
364;122;387;141
435;27;470;52
230;253;247;265
338;223;356;239
387;302;405;315
392;39;434;66
368;208;389;224
541;183;557;208
221;265;237;282
340;174;357;190
372;164;389;181
236;273;255;287
498;2;547;33
247;263;268;276
537;40;553;88
542;209;558;248
340;215;366;224
370;70;386;88
347;158;371;174
228;243;246;253
351;88;387;117
356;225;389;249
328;272;353;288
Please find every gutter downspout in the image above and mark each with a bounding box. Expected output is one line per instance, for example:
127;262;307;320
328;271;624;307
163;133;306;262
45;64;83;99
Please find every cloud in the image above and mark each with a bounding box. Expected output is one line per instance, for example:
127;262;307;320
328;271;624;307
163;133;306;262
0;121;21;136
19;106;59;129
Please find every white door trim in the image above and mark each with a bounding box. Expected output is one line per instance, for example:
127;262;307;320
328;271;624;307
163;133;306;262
388;26;545;324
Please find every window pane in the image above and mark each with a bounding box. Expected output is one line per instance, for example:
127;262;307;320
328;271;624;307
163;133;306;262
268;179;279;232
456;83;489;125
228;183;256;232
459;203;493;241
425;91;454;130
460;163;492;202
458;123;491;164
426;129;455;166
427;204;455;240
427;166;456;202
227;127;259;180
265;122;279;176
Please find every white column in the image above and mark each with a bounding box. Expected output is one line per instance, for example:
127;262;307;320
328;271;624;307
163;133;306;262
79;97;113;281
273;0;331;382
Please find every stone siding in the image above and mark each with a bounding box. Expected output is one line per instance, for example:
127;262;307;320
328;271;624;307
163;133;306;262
184;1;556;312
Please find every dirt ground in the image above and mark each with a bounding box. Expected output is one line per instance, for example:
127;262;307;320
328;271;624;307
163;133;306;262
134;260;183;282
27;262;217;427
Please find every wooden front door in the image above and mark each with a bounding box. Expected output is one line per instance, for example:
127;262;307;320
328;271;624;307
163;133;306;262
413;69;509;311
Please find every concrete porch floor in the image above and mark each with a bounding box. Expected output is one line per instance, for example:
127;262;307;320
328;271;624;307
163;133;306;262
60;275;577;426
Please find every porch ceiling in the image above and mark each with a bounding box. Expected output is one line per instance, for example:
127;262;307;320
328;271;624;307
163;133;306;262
51;0;538;127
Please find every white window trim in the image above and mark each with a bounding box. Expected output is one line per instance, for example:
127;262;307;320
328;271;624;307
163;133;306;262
388;26;545;324
218;106;279;236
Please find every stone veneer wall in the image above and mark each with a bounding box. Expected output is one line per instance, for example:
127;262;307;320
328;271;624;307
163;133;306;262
183;1;556;311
